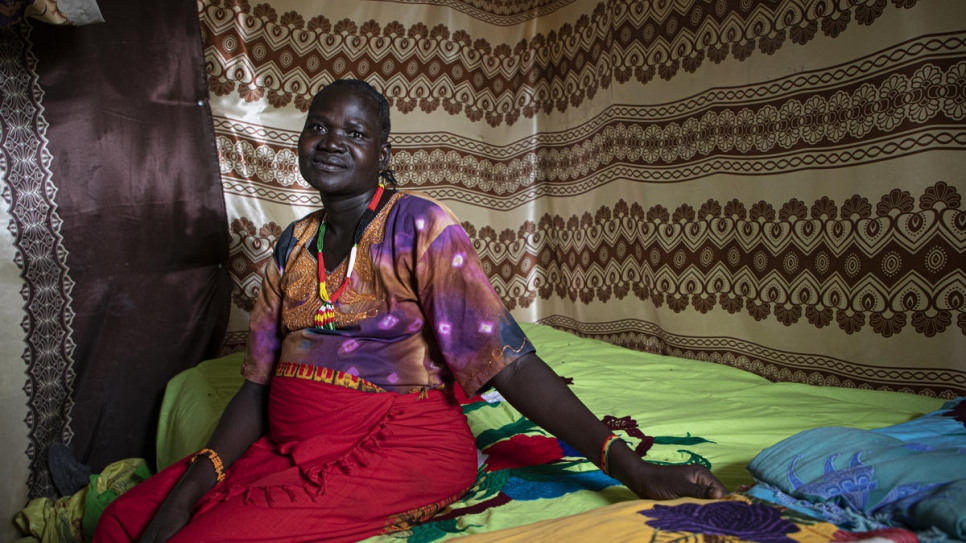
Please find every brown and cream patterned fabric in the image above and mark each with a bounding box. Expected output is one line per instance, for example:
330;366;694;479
206;0;966;398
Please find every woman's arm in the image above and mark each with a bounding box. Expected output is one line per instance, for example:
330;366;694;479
489;352;726;500
137;379;269;543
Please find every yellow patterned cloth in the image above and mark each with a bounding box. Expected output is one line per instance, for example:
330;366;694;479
15;458;150;543
456;495;843;543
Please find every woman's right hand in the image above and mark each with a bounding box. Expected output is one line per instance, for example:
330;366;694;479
135;380;268;542
136;496;193;543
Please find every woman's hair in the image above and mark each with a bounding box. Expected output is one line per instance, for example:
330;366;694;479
315;79;391;144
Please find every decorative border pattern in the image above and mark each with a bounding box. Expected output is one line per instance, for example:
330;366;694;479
0;23;77;499
226;181;965;342
228;216;282;311
275;361;386;393
212;0;576;27
476;182;965;339
538;315;965;399
221;128;966;210
221;330;249;354
211;0;964;398
199;0;925;125
369;0;577;27
212;37;966;210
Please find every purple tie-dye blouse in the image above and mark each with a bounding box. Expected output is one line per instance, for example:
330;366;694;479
242;191;534;396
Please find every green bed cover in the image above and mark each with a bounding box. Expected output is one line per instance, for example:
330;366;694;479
155;322;943;540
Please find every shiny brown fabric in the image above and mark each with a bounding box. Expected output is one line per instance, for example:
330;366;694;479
27;0;229;480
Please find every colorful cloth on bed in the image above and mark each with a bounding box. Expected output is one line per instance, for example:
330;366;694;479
746;397;966;541
243;191;534;396
448;495;920;543
94;374;479;543
373;386;721;543
347;324;943;543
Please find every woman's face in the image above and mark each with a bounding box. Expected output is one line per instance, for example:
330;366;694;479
298;86;390;198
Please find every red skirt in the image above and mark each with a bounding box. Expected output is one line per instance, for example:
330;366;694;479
94;371;478;543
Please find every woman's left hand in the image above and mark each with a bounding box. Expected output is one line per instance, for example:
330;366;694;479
491;353;728;501
614;450;727;500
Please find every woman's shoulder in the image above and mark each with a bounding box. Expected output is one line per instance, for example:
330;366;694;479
393;190;461;225
273;209;323;267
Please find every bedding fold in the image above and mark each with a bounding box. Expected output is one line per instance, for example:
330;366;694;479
747;398;966;539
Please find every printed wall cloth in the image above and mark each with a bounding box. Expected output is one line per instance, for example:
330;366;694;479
1;0;964;533
208;0;966;399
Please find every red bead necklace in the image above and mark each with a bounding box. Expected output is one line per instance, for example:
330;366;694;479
315;182;386;330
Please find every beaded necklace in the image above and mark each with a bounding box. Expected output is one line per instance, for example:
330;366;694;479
315;181;386;330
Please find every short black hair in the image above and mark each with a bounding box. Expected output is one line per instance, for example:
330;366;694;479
313;79;391;143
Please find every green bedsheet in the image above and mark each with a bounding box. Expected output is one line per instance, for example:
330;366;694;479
155;322;943;541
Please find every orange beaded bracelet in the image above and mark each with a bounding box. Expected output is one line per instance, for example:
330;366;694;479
191;447;226;484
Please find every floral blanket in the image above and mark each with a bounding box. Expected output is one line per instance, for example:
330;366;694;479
747;397;966;541
453;495;919;543
362;386;927;543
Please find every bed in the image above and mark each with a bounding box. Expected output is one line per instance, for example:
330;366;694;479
154;322;963;542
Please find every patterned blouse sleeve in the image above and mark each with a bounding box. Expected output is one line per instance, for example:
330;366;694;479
413;206;534;396
241;260;285;385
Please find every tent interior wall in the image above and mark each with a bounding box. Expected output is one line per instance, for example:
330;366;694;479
1;0;964;540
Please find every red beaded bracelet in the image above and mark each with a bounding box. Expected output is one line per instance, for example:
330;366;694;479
599;434;621;476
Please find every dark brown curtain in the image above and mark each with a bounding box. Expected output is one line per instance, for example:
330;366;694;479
25;0;229;495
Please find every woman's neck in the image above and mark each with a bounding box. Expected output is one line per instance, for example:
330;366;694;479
320;188;377;237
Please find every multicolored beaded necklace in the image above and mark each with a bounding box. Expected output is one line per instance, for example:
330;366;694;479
315;181;386;330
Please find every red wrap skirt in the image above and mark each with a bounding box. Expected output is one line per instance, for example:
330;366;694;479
94;368;478;543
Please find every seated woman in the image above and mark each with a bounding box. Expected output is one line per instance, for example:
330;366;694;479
94;79;726;543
